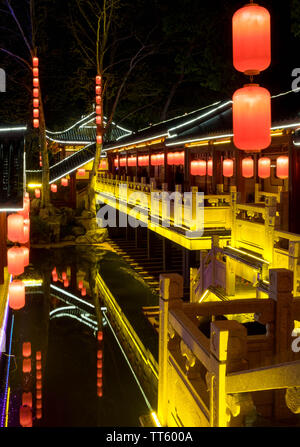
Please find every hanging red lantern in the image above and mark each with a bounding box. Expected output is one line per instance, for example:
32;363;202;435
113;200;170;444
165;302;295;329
7;214;24;243
97;378;103;387
33;109;39;118
96;75;101;85
63;279;69;288
52;272;58;282
62;272;67;280
9;280;25;310
33;88;39;98
36;361;42;371
97;388;103;397
35;188;41;198
258;157;271;179
36;390;42;399
191;160;206;176
36;371;42;380
21;246;29;267
36;409;42;420
120;157;126;167
78;280;83;289
33;98;39;108
167;152;175;165
233;4;271;74
20;406;32;427
128;156;136;167
207;159;213;176
114;158;119;167
97;360;103;369
96;96;101;105
7;246;25;276
97;350;103;359
77;168;85;176
242;157;254;178
97;370;103;378
97;135;102;145
233;84;271;151
151;154;157;166
22;342;31;358
97;331;103;341
33;77;39;88
23;358;31;373
20;219;30;245
36;351;42;361
36;380;42;390
32;57;39;67
33;67;39;77
81;288;86;297
61;178;68;187
51;184;57;193
96;116;102;125
22;392;32;409
276;156;289;179
223;159;234;177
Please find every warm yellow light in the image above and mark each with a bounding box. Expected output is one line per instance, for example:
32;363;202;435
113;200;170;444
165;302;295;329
151;411;161;427
198;289;209;303
227;245;269;264
28;183;42;188
23;279;43;287
5;387;10;427
213;139;231;145
185;141;209;147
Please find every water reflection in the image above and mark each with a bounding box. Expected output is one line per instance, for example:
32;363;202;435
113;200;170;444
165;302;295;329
7;246;150;427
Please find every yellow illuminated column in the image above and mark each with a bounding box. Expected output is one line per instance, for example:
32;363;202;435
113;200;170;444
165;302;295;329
158;273;183;427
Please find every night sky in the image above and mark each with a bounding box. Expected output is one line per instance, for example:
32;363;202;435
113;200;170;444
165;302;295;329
0;0;298;131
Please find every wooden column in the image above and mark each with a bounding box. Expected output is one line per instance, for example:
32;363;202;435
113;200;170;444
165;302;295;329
69;172;77;209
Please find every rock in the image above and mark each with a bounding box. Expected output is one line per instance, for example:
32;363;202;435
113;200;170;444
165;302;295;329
62;235;76;242
76;228;108;244
81;210;95;219
71;226;86;237
30;198;40;215
75;216;98;232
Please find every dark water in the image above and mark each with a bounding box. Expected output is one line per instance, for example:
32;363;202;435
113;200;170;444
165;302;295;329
6;247;151;427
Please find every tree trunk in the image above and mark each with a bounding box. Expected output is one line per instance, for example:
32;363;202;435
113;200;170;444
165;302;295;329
39;91;50;208
87;141;102;215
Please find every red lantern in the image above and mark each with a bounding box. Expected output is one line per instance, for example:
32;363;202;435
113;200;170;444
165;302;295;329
96;116;102;125
52;272;58;282
97;369;103;378
95;86;101;95
36;400;42;410
36;370;42;380
33;88;39;98
62;272;67;280
276;156;289;179
128;157;136;167
223;159;234;177
242;157;254;178
9;280;25;310
191;160;206;176
233;4;271;74
36;361;42;371
20;406;32;427
35;188;41;198
114;158;119;167
36;390;42;399
19;219;30;245
97;378;103;387
96;96;101;104
33;119;39;128
61;178;68;187
22;342;31;358
22;392;32;409
36;409;42;420
97;135;102;144
21;246;29;267
51;184;57;193
33;68;39;77
97;350;103;359
36;351;42;361
23;358;31;373
33;108;39;118
7;247;24;276
97;331;103;341
32;57;39;67
81;288;86;297
97;360;103;369
167;152;175;165
233;84;271;151
36;380;42;390
77;168;85;176
258;157;271;179
78;280;83;289
63;279;69;288
97;388;103;397
96;75;101;85
207;159;213;176
33;98;39;108
120;157;127;167
7;214;24;243
33;78;39;87
154;153;164;166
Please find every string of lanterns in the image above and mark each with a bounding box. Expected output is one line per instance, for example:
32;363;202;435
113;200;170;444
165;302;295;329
232;2;271;152
96;75;103;146
32;57;39;129
8;193;31;310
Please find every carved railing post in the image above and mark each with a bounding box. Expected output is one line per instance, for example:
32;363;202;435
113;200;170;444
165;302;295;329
158;273;183;427
209;320;248;427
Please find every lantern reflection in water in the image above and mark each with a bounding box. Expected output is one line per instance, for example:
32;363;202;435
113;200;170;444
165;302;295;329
9;280;25;310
